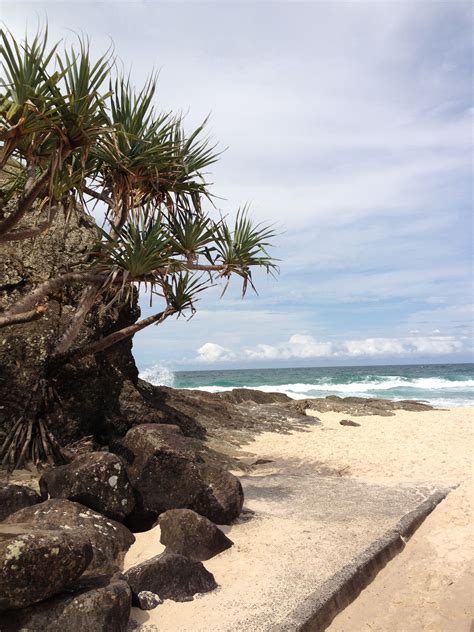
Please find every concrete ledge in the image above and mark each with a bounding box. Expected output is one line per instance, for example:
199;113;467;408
273;489;452;632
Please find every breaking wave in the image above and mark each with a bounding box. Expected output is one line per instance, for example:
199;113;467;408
139;364;175;387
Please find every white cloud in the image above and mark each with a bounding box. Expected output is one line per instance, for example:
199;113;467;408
340;335;464;357
196;342;234;363
196;333;468;363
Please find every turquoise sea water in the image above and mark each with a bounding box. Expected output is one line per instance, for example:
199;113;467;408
139;363;474;408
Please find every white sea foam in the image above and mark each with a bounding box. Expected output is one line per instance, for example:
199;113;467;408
139;365;175;387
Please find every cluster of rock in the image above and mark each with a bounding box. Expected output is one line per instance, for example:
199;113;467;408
0;423;242;630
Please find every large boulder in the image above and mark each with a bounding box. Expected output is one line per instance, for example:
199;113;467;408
0;484;43;522
39;452;135;521
159;509;233;561
0;527;92;611
0;573;131;632
124;551;217;602
119;424;243;528
121;424;205;531
3;499;134;572
194;463;244;524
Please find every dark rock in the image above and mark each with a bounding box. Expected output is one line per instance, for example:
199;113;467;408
0;484;43;522
340;419;361;427
253;458;274;465
3;499;134;572
0;528;92;611
120;424;244;528
193;463;244;525
125;551;217;602
0;573;131;632
121;424;204;529
39;452;135;521
220;388;291;405
135;590;163;610
159;509;233;561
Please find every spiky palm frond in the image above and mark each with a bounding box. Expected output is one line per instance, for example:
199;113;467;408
0;28;61;164
166;206;217;261
92;205;173;281
54;39;112;148
160;272;210;313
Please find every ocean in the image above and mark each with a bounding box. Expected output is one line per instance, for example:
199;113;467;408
139;363;474;409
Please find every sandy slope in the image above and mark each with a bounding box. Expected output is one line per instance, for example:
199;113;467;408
125;407;473;631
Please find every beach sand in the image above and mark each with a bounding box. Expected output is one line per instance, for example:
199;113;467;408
125;407;473;631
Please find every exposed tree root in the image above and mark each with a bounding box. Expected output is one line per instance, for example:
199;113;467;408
0;379;70;470
0;417;68;470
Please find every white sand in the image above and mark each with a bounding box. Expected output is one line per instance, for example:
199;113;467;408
125;407;473;631
251;408;473;483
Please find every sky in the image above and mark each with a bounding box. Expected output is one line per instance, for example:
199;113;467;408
3;1;473;371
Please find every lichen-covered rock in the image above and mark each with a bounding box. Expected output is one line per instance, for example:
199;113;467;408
40;452;135;521
124;551;217;602
135;590;162;610
3;499;134;572
0;484;43;522
0;527;92;611
0;573;131;632
159;509;233;560
193;463;244;525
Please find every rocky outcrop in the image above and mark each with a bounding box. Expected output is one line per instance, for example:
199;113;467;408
0;527;92;610
0;195;203;449
137;385;312;441
0;198;143;447
39;452;135;521
3;499;135;572
0;573;131;632
294;396;433;417
125;551;217;602
159;509;233;560
0;484;43;521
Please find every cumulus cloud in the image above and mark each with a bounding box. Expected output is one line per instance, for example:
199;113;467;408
196;334;467;363
196;342;234;363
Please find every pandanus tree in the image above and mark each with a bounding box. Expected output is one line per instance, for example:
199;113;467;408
0;27;277;467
